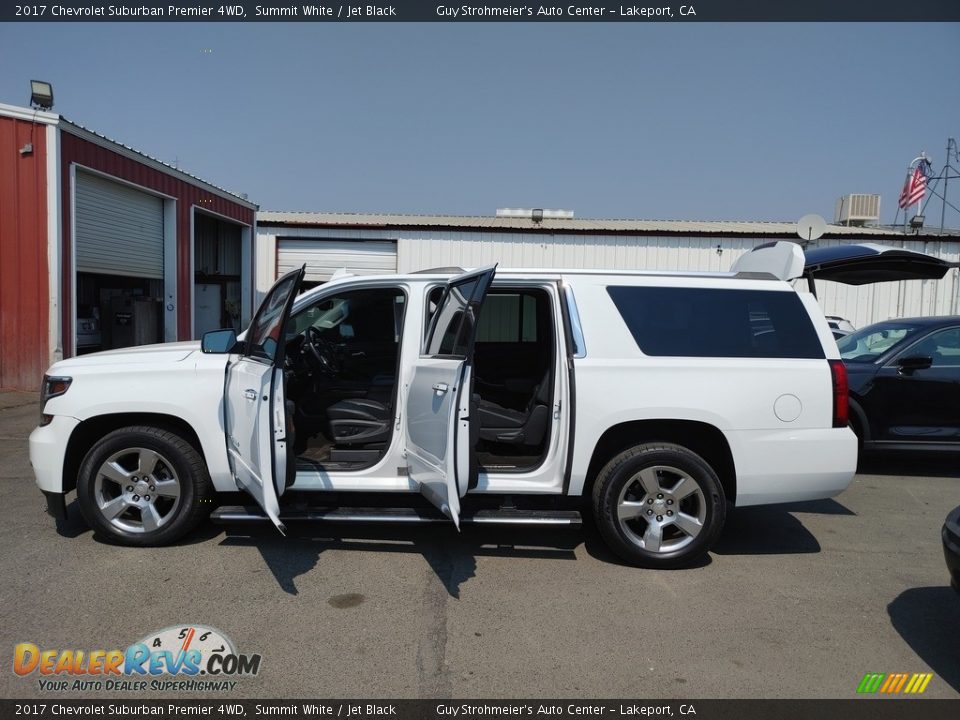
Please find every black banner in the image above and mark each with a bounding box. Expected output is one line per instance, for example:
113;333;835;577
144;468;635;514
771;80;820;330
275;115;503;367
2;700;959;720
3;0;960;23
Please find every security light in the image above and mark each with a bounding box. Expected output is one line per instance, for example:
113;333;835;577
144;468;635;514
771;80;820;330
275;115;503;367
909;214;925;230
531;208;544;223
30;80;53;110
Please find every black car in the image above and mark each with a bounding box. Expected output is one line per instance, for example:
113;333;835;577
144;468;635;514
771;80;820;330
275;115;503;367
944;505;960;594
838;317;960;452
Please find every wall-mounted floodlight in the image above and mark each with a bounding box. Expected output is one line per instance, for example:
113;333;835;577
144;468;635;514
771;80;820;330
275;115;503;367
531;208;544;223
910;214;925;230
30;80;53;110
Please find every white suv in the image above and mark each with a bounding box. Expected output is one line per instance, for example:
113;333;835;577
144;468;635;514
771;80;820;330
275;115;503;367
29;243;857;568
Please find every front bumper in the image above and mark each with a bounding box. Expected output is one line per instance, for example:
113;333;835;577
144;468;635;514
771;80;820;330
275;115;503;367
28;414;80;494
943;505;960;595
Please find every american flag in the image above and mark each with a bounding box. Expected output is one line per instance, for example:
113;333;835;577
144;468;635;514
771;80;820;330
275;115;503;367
899;160;930;209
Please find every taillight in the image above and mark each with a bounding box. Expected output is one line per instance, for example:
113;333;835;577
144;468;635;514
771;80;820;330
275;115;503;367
828;359;848;428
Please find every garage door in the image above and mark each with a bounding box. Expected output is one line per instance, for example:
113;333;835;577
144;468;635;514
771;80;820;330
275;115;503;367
75;171;164;278
277;238;397;283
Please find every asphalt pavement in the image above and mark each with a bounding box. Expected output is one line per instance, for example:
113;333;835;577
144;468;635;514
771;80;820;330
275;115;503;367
1;390;958;700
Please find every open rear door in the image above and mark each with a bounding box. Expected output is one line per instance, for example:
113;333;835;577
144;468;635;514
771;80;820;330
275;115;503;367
405;265;496;528
224;266;304;534
802;243;953;284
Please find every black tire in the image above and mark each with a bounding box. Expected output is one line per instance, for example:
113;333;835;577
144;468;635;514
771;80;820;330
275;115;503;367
848;417;865;457
76;425;213;546
592;442;726;569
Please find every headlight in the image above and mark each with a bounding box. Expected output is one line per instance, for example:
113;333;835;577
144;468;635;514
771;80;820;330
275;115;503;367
39;375;72;426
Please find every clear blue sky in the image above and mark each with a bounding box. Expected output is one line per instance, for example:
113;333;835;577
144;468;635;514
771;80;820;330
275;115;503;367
2;22;958;226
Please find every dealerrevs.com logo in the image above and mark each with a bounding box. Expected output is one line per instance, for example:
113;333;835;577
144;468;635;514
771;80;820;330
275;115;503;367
13;625;261;693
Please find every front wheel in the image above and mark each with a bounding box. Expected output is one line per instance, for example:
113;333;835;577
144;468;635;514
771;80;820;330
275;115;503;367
76;426;213;546
592;443;726;569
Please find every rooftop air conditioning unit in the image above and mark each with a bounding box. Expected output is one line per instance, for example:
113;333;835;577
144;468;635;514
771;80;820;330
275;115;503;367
834;194;881;226
495;208;575;219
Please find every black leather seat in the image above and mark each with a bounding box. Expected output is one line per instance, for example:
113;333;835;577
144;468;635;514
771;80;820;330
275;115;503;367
326;398;391;446
477;370;551;447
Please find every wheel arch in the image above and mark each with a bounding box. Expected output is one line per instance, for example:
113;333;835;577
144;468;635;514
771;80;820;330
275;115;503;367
847;395;870;443
62;413;207;494
584;419;737;506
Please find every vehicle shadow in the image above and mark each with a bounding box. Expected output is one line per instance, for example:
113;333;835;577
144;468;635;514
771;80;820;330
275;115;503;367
887;586;960;693
711;499;854;556
220;498;856;589
859;452;960;478
220;524;579;597
60;498;227;546
54;499;92;539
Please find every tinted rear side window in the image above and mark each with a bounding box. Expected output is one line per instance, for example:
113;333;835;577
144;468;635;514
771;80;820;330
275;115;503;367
607;286;824;359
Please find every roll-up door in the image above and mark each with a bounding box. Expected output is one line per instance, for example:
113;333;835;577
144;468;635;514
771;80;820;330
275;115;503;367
75;171;164;279
277;238;397;283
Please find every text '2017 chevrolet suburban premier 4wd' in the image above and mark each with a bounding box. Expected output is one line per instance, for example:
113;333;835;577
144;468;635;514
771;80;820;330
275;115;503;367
30;242;857;568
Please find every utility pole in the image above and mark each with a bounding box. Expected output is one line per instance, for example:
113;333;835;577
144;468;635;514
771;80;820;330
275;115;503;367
941;137;956;236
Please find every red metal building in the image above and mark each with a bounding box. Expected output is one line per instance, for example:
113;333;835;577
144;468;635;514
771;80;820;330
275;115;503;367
0;102;257;391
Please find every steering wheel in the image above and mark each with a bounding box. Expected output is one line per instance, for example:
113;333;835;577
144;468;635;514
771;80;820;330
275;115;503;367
304;326;340;375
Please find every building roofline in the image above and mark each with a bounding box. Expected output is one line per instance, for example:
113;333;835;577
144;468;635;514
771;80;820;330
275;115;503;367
0;102;59;125
1;101;257;210
59;119;258;210
256;210;960;239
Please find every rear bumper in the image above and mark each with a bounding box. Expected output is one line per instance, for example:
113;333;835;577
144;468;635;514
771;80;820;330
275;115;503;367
29;415;80;494
731;427;858;507
943;506;960;594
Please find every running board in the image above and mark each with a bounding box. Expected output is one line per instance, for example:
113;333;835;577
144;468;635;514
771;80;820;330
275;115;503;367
211;505;582;527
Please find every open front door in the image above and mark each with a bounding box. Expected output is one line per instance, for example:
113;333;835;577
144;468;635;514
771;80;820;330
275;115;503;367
224;266;305;534
405;265;496;528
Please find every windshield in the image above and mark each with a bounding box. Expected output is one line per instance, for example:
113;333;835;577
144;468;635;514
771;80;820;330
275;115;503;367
837;323;921;362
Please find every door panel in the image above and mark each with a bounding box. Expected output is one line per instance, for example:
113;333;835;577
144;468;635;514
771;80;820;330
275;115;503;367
225;361;286;528
406;359;467;519
873;326;960;441
223;266;304;532
405;265;496;527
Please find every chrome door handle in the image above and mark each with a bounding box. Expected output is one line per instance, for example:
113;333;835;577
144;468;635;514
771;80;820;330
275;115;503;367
244;389;257;401
432;383;449;394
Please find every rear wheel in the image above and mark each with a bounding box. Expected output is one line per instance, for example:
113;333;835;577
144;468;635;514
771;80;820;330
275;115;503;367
592;443;726;568
77;426;213;546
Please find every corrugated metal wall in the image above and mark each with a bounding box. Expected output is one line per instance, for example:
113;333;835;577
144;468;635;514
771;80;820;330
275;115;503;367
396;230;960;328
397;231;747;273
277;238;397;283
0;117;48;390
256;226;960;331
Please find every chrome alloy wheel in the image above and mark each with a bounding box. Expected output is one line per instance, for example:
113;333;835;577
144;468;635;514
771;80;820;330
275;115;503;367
93;447;182;534
615;465;706;553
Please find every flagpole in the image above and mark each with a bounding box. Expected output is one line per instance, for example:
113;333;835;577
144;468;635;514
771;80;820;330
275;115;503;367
902;164;913;234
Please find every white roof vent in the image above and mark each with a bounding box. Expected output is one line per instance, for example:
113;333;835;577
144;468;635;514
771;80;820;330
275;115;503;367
835;194;881;226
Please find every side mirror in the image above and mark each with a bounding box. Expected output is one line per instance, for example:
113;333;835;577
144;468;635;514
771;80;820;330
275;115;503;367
201;328;238;354
897;355;933;373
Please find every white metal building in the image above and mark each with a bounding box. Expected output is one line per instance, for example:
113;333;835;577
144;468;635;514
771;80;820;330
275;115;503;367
255;212;960;329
